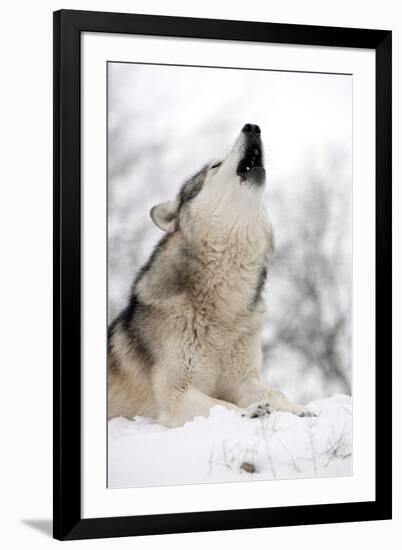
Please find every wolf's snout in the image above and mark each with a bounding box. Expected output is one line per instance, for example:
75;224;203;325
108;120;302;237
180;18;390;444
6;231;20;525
236;123;265;185
242;123;261;136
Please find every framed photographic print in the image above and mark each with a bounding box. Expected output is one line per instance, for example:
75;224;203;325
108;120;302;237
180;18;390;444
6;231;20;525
53;9;392;541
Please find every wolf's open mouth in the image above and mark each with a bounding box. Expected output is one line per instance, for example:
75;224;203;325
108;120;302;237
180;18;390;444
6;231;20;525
237;144;264;179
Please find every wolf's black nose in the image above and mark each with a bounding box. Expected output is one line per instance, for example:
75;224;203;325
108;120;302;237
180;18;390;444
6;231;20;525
242;123;261;136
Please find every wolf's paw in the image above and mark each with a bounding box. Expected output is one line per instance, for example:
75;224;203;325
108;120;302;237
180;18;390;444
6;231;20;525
242;400;274;419
293;406;317;418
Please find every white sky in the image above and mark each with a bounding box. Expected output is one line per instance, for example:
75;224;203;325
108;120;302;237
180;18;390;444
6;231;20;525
109;62;352;186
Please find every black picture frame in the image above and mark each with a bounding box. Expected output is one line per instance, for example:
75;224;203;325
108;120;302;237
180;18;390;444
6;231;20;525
53;9;392;541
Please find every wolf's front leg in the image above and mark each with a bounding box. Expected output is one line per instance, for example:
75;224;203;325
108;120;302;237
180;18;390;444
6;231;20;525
155;385;240;428
232;378;315;417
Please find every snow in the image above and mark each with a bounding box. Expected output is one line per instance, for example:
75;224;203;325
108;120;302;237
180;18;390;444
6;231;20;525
108;394;352;488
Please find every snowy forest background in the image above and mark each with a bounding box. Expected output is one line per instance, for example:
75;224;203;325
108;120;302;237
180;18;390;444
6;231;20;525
107;62;352;405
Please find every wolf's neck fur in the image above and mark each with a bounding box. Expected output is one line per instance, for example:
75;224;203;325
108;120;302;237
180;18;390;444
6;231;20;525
136;217;273;319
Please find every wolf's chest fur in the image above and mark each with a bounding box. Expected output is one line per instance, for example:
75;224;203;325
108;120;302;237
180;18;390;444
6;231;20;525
137;231;269;324
130;229;269;382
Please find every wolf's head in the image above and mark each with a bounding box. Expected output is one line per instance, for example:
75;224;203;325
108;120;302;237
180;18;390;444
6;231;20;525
150;124;269;245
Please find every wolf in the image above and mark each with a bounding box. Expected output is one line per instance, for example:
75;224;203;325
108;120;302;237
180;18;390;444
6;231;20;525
108;123;314;427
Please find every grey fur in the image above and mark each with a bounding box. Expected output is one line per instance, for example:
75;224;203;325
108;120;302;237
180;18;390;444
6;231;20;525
178;165;209;209
251;265;268;308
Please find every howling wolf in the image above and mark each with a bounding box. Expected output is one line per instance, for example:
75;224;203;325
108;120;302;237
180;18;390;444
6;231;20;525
108;123;314;427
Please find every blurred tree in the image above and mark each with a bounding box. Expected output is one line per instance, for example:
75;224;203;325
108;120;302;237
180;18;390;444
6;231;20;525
262;153;352;395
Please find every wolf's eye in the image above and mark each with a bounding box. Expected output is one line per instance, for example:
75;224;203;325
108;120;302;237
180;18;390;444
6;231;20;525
211;161;222;169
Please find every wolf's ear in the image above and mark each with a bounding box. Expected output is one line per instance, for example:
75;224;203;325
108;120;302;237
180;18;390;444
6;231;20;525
150;201;178;233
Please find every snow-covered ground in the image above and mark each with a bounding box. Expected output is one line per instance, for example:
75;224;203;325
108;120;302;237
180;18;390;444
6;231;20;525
108;394;352;488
